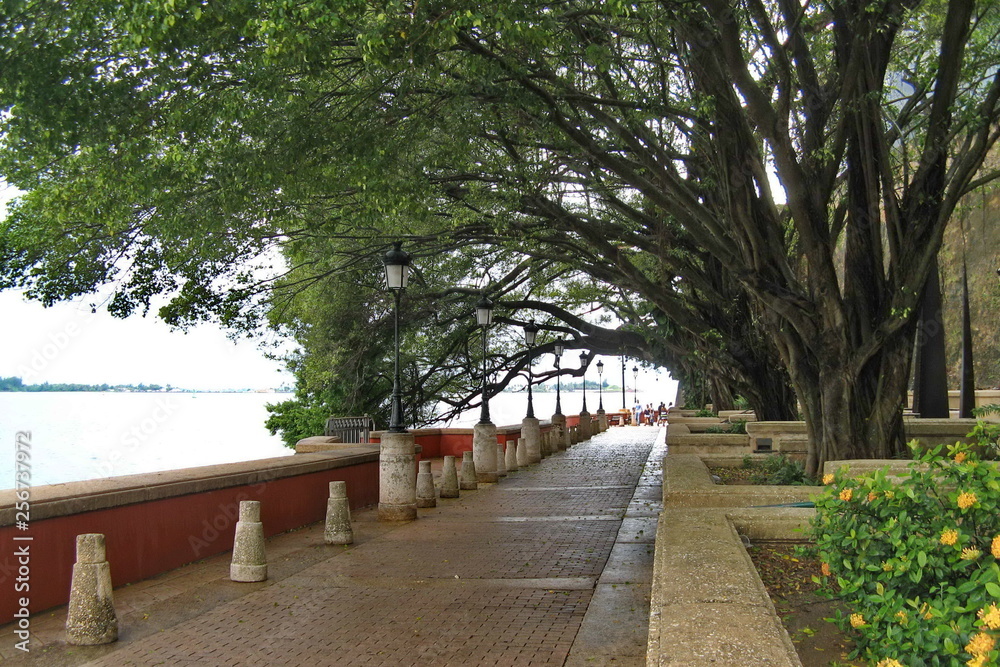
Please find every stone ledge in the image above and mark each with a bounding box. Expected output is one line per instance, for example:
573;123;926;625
648;507;805;666
663;453;820;508
0;447;380;525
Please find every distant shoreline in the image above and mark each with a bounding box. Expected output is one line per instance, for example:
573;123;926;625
0;377;291;394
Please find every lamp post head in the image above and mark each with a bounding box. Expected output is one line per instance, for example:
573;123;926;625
579;351;587;367
523;319;539;346
596;360;604;374
382;241;412;290
475;294;494;327
554;338;565;357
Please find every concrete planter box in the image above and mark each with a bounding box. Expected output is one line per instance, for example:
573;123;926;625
666;433;750;456
649;453;821;666
719;410;758;422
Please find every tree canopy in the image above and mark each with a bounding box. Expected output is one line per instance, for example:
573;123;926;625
2;0;999;472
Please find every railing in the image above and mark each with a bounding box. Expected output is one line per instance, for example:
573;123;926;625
324;415;375;443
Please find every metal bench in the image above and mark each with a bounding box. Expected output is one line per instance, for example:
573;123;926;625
324;415;375;443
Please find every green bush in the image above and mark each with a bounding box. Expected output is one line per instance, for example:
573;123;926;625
749;453;813;485
704;419;748;435
811;443;1000;666
694;408;717;417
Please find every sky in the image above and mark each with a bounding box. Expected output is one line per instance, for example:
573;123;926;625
0;289;294;390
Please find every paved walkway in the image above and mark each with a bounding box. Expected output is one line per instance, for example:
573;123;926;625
5;426;664;666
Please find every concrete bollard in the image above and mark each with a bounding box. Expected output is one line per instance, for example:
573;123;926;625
506;439;519;472
440;455;460;498
473;422;498;483
324;481;353;545
66;533;118;645
496;442;507;477
378;431;418;522
578;410;592;441
231;500;267;582
460;451;478;490
522;416;541;464
550;413;566;454
416;460;437;508
516;437;528;468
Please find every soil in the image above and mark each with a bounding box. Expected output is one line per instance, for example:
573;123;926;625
748;542;862;667
708;465;757;485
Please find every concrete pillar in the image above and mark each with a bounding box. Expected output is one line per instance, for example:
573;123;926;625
550;413;566;454
578;410;592;440
66;533;118;645
496;442;507;477
522;416;541;464
597;409;608;432
230;500;267;582
324;481;353;545
440;455;460;498
473;421;498;483
460;451;478;490
416;460;437;508
505;439;518;472
378;431;417;521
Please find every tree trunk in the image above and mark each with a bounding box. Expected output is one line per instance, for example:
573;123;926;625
914;259;950;418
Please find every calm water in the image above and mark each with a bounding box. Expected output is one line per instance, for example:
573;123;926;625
1;392;291;489
1;387;669;489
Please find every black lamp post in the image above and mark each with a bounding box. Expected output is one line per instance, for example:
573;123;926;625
383;241;412;433
579;351;588;413
554;338;565;415
632;365;639;406
596;360;604;411
476;293;494;424
621;356;627;409
523;320;539;419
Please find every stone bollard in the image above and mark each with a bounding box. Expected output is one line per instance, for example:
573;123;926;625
597;409;608;432
473;422;498;483
496;442;507;477
578;410;592;441
440;455;460;498
515;437;528;468
460;451;478;490
230;500;267;582
550;413;566;454
522;416;541;464
66;533;118;645
416;460;437;508
324;481;353;545
506;439;519;472
378;431;417;522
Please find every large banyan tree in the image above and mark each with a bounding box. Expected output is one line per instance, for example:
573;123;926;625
1;0;998;473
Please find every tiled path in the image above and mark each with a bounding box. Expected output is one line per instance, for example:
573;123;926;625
4;426;664;666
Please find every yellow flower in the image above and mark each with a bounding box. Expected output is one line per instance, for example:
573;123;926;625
895;611;908;625
966;631;995;657
961;548;982;561
867;491;878;502
940;529;959;545
958;491;978;509
968;656;987;667
820;562;831;576
954;451;967;463
823;473;834;484
839;488;853;502
992;535;1000;559
877;659;905;667
882;561;894;572
849;613;866;628
978;604;1000;630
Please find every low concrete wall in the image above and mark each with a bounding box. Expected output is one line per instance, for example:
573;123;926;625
0;448;381;623
300;422;557;458
649;453;817;665
665;434;750;456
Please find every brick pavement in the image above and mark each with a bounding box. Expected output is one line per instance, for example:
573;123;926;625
4;426;663;666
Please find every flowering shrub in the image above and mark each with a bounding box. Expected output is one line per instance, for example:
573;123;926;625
812;442;1000;666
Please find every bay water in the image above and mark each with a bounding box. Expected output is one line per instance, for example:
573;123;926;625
1;388;664;490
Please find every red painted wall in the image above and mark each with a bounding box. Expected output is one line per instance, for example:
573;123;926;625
0;462;378;622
